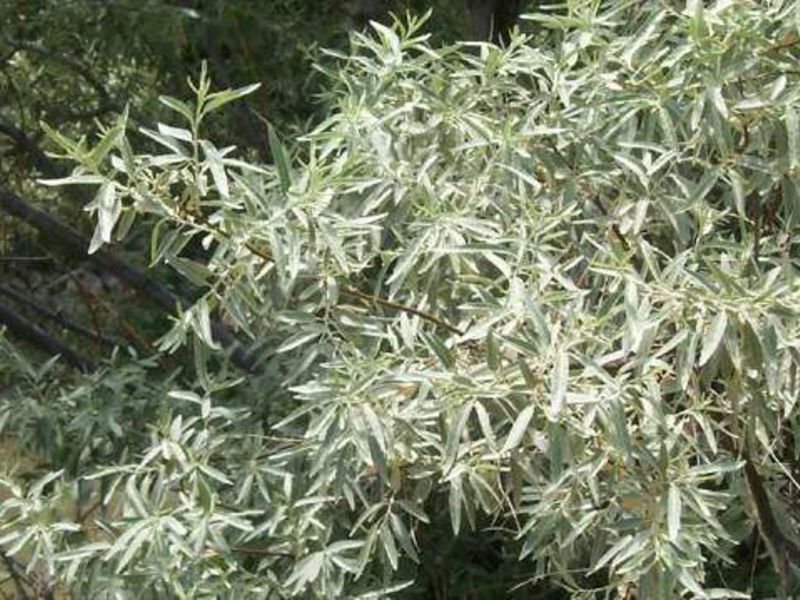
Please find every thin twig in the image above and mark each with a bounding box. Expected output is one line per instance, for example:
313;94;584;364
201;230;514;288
65;272;106;344
759;36;800;56
749;530;760;594
243;239;464;335
0;256;52;262
544;141;631;252
340;285;464;335
76;495;105;524
232;546;294;558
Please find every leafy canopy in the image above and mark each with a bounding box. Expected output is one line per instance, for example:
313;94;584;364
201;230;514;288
3;1;800;597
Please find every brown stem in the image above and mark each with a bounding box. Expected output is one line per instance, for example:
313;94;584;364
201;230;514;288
544;141;631;252
340;285;464;335
759;36;800;56
589;196;631;252
212;222;464;335
232;545;294;558
65;272;106;343
76;496;105;525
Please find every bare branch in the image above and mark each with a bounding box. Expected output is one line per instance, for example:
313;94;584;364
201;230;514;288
0;283;122;349
0;298;95;372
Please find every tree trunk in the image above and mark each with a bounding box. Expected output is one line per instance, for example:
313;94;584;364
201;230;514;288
353;0;390;27
0;299;95;372
466;0;521;44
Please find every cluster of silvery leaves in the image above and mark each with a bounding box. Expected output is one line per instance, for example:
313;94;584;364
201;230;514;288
2;0;800;596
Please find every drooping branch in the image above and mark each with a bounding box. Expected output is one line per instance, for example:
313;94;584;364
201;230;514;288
0;298;95;372
0;186;260;373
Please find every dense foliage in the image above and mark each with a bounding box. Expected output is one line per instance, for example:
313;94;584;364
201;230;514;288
3;1;800;597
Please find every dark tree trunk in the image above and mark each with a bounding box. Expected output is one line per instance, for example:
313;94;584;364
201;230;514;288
353;0;390;27
0;187;260;373
466;0;521;44
0;299;95;372
0;283;121;349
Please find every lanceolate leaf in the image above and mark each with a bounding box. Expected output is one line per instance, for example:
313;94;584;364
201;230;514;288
268;124;291;194
550;347;568;420
699;312;727;367
501;405;534;454
667;484;682;542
